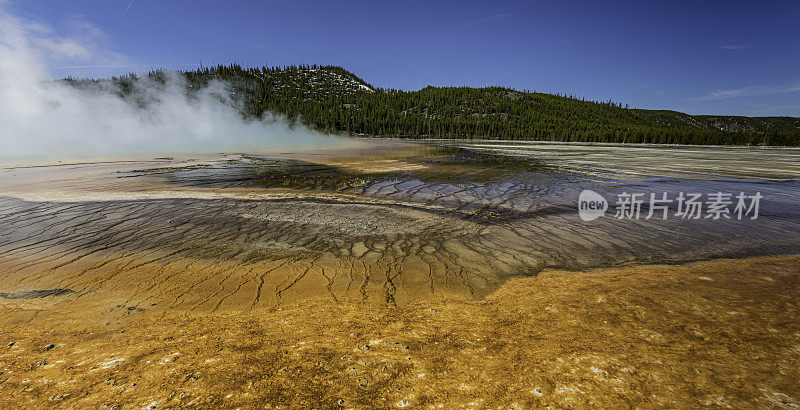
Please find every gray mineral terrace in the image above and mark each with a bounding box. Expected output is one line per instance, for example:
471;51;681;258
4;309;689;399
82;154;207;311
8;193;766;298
1;140;799;307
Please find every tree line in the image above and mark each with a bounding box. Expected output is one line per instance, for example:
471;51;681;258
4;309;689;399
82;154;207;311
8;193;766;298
68;64;800;146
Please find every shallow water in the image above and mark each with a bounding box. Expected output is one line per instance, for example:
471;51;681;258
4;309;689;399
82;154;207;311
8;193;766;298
3;139;799;408
1;139;799;307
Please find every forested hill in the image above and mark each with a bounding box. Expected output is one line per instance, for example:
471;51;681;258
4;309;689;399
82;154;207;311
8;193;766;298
68;64;800;146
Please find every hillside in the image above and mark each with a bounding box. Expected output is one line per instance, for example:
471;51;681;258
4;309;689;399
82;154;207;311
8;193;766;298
69;64;800;146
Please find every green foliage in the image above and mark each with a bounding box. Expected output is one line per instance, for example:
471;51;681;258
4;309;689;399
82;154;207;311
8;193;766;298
74;64;800;146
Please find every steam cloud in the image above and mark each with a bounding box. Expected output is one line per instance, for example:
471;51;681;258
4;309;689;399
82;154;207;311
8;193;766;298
0;4;343;162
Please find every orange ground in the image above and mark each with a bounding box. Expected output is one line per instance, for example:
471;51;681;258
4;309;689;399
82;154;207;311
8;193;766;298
2;255;798;408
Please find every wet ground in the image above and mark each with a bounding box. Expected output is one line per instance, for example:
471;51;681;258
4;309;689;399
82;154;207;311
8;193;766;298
2;140;798;306
1;139;799;407
2;256;799;408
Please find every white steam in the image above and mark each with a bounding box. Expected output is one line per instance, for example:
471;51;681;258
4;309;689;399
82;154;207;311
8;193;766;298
0;5;344;162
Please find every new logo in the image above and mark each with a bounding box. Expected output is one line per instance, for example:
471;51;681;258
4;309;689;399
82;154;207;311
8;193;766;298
578;190;608;221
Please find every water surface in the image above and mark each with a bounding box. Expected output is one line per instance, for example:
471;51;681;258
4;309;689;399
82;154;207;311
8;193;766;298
1;139;798;307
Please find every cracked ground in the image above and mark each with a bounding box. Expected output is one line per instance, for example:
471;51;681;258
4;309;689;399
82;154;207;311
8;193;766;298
1;140;799;407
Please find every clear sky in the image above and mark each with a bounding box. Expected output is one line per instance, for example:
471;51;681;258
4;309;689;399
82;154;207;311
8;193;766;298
7;0;800;116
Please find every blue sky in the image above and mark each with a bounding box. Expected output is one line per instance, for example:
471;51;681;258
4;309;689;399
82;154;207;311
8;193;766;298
8;0;800;116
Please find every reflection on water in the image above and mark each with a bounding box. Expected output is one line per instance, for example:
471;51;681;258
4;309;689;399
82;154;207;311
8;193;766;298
1;140;799;307
436;140;800;180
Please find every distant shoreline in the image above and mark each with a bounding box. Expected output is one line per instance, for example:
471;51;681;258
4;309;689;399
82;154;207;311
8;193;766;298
358;135;800;149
